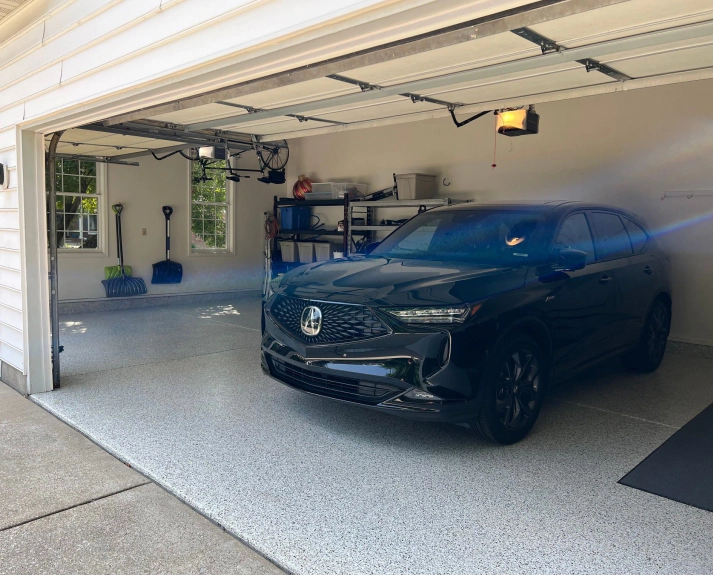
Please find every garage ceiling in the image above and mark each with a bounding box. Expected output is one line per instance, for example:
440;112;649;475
51;0;713;159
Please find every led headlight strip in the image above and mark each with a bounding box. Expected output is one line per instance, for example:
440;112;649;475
383;303;481;324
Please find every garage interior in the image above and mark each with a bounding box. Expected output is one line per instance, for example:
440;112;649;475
31;0;713;573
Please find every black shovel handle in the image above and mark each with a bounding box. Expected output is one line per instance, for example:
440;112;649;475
162;206;172;261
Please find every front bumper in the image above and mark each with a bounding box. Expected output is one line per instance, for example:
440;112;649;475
261;307;484;423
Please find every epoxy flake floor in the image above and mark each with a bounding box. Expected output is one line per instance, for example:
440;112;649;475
34;294;713;575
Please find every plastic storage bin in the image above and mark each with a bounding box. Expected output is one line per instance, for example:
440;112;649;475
297;242;314;263
279;206;311;230
311;182;368;199
395;173;437;200
278;240;297;263
314;243;331;262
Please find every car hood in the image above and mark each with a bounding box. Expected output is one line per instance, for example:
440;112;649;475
275;256;528;306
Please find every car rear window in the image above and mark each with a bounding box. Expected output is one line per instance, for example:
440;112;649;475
589;212;633;260
622;218;648;253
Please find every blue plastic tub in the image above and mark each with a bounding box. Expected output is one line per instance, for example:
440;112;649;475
279;206;311;230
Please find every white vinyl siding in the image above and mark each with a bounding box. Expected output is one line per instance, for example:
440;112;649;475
0;123;22;371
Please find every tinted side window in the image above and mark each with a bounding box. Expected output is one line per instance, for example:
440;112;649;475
623;218;648;253
589;212;633;260
554;213;595;263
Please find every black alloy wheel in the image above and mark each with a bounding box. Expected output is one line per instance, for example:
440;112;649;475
470;334;547;444
495;348;542;432
623;299;670;372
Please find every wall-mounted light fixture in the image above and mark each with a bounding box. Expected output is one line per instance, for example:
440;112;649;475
0;163;9;190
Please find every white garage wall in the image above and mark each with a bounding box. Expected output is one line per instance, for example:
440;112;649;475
286;79;713;346
58;154;273;300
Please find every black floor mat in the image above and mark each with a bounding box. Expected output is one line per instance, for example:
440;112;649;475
620;402;713;512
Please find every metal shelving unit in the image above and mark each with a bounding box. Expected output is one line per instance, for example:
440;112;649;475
263;196;471;297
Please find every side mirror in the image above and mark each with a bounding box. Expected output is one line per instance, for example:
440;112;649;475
363;242;381;255
556;248;587;272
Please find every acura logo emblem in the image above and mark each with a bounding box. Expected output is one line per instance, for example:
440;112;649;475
300;305;323;336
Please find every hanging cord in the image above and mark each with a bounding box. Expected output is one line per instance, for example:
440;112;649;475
151;149;182;161
492;113;498;169
310;214;323;231
264;214;279;239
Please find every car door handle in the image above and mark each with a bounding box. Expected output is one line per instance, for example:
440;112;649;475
599;275;613;285
644;266;653;275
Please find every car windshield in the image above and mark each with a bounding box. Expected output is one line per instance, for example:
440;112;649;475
369;208;551;265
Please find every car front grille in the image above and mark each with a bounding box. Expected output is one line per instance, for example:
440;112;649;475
269;295;389;344
269;357;401;404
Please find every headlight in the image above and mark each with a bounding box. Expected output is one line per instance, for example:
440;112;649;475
382;304;481;324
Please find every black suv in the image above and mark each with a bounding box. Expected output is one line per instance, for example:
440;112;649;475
261;201;671;444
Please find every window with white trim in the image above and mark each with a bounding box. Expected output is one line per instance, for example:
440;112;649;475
52;159;102;251
190;160;230;251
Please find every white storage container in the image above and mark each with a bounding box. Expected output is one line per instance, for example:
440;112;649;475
395;173;437;200
297;242;315;263
311;182;368;199
279;240;297;263
313;243;331;262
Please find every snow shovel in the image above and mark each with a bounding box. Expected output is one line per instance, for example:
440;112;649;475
101;204;147;298
152;206;183;284
104;203;133;280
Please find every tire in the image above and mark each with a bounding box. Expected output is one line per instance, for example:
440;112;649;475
622;299;670;373
470;334;547;444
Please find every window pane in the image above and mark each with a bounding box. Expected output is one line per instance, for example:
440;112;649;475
63;160;79;175
66;214;80;231
589;212;633;260
191;234;206;250
82;197;98;214
56;196;65;211
204;205;216;220
63;196;82;215
203;219;216;235
56;213;65;231
214;189;226;203
65;231;81;248
64;175;80;193
623;218;648;253
80;177;97;194
79;161;96;177
191;204;203;220
555;213;595;263
215;235;226;249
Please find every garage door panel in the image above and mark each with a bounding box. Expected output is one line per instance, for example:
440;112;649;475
604;40;713;78
224;77;360;110
221;117;306;134
343;32;540;87
532;0;713;48
314;98;443;124
423;66;615;105
53;128;111;145
148;103;247;126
